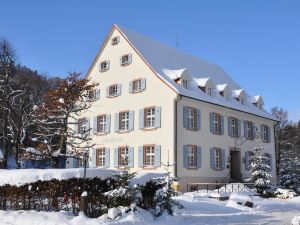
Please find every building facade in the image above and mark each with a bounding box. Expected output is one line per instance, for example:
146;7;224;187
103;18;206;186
66;25;278;192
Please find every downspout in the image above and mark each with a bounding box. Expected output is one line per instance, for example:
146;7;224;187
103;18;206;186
273;123;278;179
174;94;183;178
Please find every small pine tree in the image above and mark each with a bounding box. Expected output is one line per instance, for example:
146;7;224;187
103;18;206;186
278;150;299;192
246;147;272;195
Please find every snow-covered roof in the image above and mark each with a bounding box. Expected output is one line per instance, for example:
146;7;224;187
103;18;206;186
249;95;264;104
194;77;214;88
112;25;278;121
216;84;230;92
232;89;245;98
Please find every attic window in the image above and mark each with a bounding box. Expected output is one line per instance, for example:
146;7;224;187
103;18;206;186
111;36;120;45
100;60;110;72
120;54;132;66
182;80;189;89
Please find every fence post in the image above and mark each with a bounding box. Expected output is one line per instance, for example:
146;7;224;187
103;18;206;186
80;195;88;216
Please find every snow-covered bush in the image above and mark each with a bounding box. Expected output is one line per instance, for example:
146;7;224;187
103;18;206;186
279;151;299;192
245;147;272;197
274;188;298;199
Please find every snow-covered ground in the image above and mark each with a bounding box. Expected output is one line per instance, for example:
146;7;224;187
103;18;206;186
0;193;299;225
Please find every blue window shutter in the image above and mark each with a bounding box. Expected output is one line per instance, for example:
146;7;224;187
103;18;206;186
113;148;118;167
196;109;201;130
244;121;247;138
96;88;100;100
210;148;215;169
197;146;202;168
139;109;144;130
85;118;90;133
245;151;249;170
253;124;256;139
154;145;161;167
141;78;146;91
129;111;134;131
73;158;78;168
260;125;264;140
183;145;188;168
268;126;271;142
220;115;224;135
138;146;144;167
128;54;132;63
210;113;214;133
228;117;232;137
129;81;133;93
93;116;97;133
105;114;111;134
129;147;134;168
106;87;109;97
155;107;161;128
237;120;241;137
269;154;273;171
221;149;226;169
114;113;119;132
91;148;97;167
117;84;122;96
105;148;110;167
183;107;188;129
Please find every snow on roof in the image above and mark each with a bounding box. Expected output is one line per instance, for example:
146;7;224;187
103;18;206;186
114;25;278;121
194;77;213;87
216;84;230;92
249;95;264;104
232;89;245;98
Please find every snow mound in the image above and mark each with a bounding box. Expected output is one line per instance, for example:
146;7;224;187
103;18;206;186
292;216;300;225
228;192;253;207
274;188;298;199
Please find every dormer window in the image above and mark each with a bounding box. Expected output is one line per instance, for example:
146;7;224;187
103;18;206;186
120;54;132;66
182;80;189;89
100;60;110;72
111;36;120;45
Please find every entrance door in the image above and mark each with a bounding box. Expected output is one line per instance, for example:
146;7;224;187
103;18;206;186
230;148;241;182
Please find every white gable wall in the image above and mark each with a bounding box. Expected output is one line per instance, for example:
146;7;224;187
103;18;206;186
83;28;177;173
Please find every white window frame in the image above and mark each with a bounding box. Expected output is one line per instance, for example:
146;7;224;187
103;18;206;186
213;114;220;133
120;112;130;131
111;36;120;45
109;85;118;97
187;145;197;167
214;148;222;169
247;121;253;139
132;79;142;93
97;149;106;167
144;145;155;167
119;147;129;166
120;54;132;66
97;115;107;133
187;107;196;130
145;108;155;128
100;60;109;72
231;118;237;136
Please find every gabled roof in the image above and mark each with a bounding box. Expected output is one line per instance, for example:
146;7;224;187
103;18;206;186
92;24;277;121
194;77;214;88
232;89;246;98
249;95;264;104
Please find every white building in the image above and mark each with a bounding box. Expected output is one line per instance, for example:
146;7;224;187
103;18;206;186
67;24;278;192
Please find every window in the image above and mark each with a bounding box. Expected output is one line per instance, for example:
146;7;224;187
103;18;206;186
120;112;130;131
96;149;106;167
182;80;188;89
109;85;118;97
78;118;87;134
120;54;132;66
249;151;255;168
246;121;254;139
214;148;222;169
263;125;270;141
132;79;142;92
231;118;237;136
213;114;221;133
111;36;120;45
100;60;110;72
187;108;196;129
118;147;129;166
145;108;156;128
144;145;155;167
88;90;96;101
187;145;197;167
97;115;106;133
207;88;212;96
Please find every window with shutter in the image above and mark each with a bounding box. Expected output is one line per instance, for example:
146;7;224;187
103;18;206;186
187;145;197;167
118;147;129;167
100;60;110;72
120;53;132;66
143;145;155;167
111;36;120;45
214;148;222;169
96;115;107;133
96;148;106;167
119;111;130;131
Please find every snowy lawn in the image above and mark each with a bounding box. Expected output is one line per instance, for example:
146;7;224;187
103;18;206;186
0;193;299;225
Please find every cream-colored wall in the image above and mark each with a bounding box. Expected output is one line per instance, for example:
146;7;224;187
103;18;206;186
177;96;277;192
80;28;177;174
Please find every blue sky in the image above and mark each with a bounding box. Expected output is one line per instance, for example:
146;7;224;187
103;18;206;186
0;0;299;121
